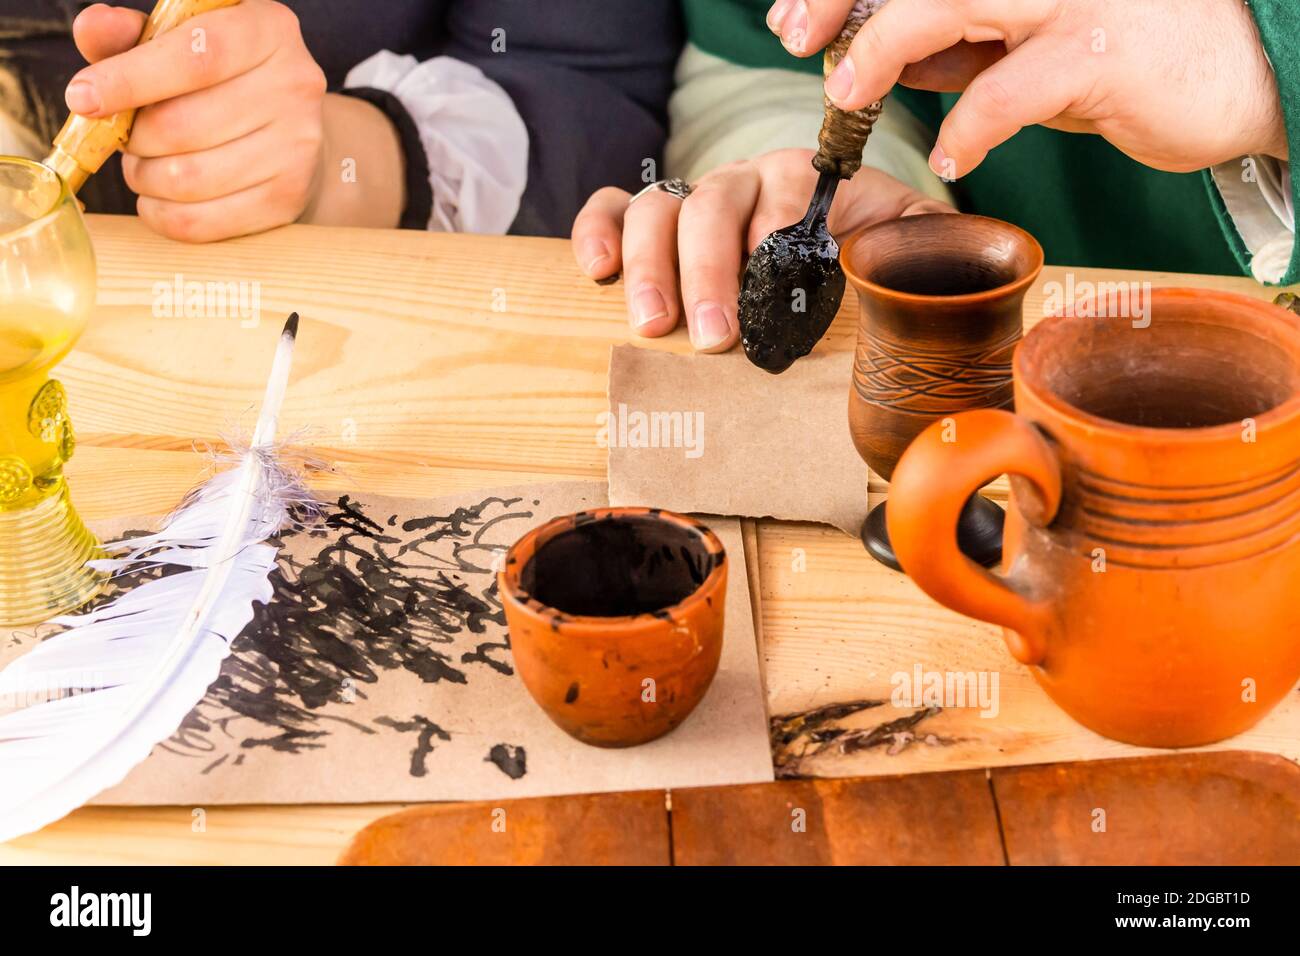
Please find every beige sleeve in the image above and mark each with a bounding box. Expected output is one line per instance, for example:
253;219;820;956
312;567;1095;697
665;43;951;205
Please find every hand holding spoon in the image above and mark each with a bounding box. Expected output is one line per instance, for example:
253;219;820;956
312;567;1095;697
739;0;886;373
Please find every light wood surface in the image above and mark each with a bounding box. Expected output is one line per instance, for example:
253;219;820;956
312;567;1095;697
3;214;1298;864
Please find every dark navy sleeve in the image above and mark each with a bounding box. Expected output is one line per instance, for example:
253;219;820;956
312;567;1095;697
0;0;683;237
437;0;683;237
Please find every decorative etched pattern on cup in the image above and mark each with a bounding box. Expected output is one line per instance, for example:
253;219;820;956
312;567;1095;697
852;328;1019;415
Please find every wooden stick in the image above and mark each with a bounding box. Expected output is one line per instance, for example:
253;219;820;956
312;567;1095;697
43;0;242;194
812;1;886;180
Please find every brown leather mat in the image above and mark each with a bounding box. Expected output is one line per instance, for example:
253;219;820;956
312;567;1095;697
339;751;1300;865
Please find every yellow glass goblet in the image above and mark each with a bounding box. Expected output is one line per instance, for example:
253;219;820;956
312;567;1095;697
0;156;103;625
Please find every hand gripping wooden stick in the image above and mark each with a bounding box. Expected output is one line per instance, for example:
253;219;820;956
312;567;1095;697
812;0;886;180
43;0;242;194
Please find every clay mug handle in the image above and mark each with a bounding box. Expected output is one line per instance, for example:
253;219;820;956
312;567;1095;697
886;409;1063;666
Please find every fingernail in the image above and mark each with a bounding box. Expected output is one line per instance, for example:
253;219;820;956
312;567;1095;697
825;56;855;103
66;79;101;115
631;285;669;329
691;302;733;351
781;1;808;53
767;0;796;33
929;144;956;181
581;238;609;276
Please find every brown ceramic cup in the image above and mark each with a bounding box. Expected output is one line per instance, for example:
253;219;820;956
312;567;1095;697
499;507;727;747
843;213;1044;571
887;289;1300;747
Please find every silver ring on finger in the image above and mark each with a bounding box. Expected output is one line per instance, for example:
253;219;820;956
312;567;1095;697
628;177;695;206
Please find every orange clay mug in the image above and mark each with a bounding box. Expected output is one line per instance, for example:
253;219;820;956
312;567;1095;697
887;289;1300;747
499;507;726;747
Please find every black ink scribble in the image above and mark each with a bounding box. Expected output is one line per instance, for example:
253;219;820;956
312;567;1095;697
486;743;527;780
375;715;452;777
140;494;541;778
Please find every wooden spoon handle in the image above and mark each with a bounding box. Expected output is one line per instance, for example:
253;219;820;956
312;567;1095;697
44;0;242;193
812;1;885;180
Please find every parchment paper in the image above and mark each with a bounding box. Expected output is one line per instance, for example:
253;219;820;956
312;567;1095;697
0;482;774;805
606;346;868;535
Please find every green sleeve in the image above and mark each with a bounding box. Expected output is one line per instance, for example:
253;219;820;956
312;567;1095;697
1208;0;1299;285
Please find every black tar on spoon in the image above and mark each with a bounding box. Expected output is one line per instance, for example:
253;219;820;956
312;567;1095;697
738;2;884;374
738;171;846;374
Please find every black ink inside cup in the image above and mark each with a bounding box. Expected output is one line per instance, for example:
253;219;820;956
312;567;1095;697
520;515;720;617
869;254;1018;297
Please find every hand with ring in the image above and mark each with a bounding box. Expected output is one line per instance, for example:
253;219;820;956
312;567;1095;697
571;149;953;353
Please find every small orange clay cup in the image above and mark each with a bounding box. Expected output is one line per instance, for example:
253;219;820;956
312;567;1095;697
887;289;1300;748
499;507;727;747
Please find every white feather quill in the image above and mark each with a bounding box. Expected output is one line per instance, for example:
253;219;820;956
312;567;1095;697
0;314;312;843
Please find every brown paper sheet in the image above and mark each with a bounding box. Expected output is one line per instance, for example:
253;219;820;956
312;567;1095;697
0;482;774;805
605;346;868;535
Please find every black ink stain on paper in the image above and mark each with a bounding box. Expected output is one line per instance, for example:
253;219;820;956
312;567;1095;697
486;743;527;779
137;494;540;780
376;715;452;777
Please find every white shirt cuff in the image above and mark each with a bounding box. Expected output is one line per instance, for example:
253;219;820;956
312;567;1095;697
345;51;530;235
1210;155;1295;284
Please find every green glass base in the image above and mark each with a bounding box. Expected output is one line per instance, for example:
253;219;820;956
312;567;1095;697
0;482;104;627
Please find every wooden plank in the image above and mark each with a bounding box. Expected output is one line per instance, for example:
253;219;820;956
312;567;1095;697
338;791;670;866
740;518;771;697
74;217;1289;479
77;217;691;480
0;804;403;866
670;772;1004;865
754;519;1300;779
993;751;1300;865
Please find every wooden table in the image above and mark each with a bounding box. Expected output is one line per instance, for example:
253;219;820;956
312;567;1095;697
3;215;1298;865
